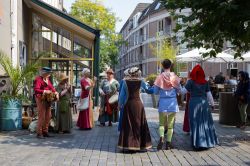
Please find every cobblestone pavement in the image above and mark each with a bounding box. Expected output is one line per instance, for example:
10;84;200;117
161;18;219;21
0;108;250;166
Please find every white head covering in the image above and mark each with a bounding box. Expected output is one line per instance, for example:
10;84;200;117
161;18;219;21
124;68;130;76
82;68;90;75
99;71;107;78
129;67;141;78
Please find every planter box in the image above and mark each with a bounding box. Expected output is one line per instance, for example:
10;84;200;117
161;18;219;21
0;99;22;131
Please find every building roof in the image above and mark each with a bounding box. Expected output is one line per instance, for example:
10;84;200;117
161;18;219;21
25;0;100;39
119;3;150;33
138;0;165;23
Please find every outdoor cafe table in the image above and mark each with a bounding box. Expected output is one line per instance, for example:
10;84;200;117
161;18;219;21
219;92;241;125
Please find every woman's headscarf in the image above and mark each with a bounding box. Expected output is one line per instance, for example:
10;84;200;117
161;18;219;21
124;68;130;77
190;65;207;84
82;68;90;75
129;67;141;78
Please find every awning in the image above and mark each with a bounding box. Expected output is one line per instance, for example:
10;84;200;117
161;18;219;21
24;0;100;40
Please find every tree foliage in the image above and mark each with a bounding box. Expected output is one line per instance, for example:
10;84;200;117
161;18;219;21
150;37;178;73
161;0;250;58
70;0;122;70
150;37;177;61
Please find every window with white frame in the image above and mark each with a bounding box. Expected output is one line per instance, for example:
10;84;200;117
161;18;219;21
158;19;164;32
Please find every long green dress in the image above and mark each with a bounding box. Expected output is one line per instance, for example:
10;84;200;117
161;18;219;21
55;84;72;132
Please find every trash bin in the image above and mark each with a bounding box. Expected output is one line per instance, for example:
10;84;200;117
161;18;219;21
219;92;241;125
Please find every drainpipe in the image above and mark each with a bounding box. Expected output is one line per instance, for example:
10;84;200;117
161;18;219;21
147;15;149;75
10;0;18;67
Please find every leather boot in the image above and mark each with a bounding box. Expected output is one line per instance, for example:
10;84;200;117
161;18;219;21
166;141;173;150
157;137;164;150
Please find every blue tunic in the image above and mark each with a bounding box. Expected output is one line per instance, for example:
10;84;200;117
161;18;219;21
118;80;153;131
154;86;179;113
185;80;219;149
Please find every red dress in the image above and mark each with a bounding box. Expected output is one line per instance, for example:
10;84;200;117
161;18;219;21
77;78;91;129
183;92;190;132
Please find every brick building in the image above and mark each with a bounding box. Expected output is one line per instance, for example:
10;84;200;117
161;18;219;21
115;0;250;79
115;0;189;79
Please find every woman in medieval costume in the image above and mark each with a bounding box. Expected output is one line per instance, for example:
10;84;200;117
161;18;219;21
185;65;218;150
118;67;153;151
55;73;72;133
77;68;96;129
98;68;120;126
183;71;191;133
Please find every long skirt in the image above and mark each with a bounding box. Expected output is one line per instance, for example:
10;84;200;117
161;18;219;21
189;97;219;149
77;108;91;129
98;99;119;123
55;99;72;132
89;98;94;128
118;98;152;150
183;93;190;132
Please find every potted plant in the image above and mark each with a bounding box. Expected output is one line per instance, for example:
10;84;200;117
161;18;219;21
0;50;40;131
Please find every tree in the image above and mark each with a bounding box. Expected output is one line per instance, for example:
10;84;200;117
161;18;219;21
161;0;250;58
150;37;177;61
70;0;122;70
150;36;178;73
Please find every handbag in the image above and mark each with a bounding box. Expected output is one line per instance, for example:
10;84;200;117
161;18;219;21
108;92;119;104
77;96;89;111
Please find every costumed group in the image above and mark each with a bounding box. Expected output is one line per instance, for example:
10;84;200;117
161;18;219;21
34;59;220;151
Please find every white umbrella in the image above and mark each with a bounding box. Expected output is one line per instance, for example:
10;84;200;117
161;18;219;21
176;48;211;62
242;52;250;61
177;48;236;63
206;52;235;63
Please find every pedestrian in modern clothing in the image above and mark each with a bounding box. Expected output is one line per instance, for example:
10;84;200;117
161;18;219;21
33;67;59;139
55;73;72;133
154;59;181;150
235;71;249;129
98;68;119;126
214;72;225;84
118;67;153;151
185;65;219;150
77;68;96;130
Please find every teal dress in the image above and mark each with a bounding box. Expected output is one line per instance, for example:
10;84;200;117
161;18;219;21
98;79;120;124
55;85;72;132
185;80;219;149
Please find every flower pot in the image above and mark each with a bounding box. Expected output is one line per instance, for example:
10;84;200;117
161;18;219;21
0;99;22;130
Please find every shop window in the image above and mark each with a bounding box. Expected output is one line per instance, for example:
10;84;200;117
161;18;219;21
73;35;92;59
32;31;52;58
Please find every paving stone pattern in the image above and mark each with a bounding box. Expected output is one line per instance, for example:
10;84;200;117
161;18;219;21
0;108;249;166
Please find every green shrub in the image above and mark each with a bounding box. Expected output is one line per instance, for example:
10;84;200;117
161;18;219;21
145;74;157;86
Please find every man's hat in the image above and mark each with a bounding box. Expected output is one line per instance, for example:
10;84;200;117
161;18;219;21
41;67;52;75
58;73;69;83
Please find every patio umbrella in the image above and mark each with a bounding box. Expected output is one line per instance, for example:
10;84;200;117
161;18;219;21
242;52;250;61
176;48;210;63
177;48;235;63
206;52;235;63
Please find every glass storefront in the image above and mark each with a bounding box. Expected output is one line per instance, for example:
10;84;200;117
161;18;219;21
31;13;94;88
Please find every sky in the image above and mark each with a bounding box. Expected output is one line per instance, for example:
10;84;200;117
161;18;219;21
64;0;153;32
